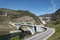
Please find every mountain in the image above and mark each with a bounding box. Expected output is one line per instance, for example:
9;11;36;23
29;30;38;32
39;14;51;17
0;8;41;35
51;9;60;21
47;9;60;40
0;8;41;24
39;9;60;21
39;9;60;40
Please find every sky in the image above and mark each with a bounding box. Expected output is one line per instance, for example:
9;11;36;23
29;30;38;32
0;0;60;16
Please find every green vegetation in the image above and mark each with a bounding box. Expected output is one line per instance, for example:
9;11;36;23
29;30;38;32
39;9;60;40
47;21;60;40
9;36;20;40
51;9;60;21
47;9;60;40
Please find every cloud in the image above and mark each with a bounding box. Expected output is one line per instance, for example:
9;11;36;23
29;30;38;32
51;0;56;11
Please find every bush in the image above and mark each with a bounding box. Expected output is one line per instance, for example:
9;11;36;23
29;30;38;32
9;36;20;40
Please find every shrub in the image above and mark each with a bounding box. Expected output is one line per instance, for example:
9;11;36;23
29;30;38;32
9;36;20;40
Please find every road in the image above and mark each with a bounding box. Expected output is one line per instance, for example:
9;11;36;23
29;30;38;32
24;27;55;40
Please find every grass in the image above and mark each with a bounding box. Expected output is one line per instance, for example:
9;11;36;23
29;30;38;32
47;23;60;40
9;36;20;40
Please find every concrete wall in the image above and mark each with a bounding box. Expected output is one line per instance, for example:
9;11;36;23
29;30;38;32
9;22;45;35
34;25;45;32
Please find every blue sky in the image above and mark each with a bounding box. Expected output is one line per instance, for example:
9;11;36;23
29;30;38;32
0;0;60;16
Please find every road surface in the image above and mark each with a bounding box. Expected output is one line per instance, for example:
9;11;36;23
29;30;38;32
24;27;55;40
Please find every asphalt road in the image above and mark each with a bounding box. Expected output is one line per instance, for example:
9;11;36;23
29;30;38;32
25;28;55;40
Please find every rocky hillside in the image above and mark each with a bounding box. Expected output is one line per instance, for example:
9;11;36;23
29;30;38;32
0;8;41;35
0;8;41;24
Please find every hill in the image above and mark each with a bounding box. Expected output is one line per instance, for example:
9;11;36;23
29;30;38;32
39;9;60;21
0;8;41;35
51;9;60;21
39;9;60;40
39;14;51;17
47;9;60;40
0;8;41;24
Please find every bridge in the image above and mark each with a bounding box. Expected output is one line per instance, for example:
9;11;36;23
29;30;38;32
9;22;45;35
9;17;49;35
